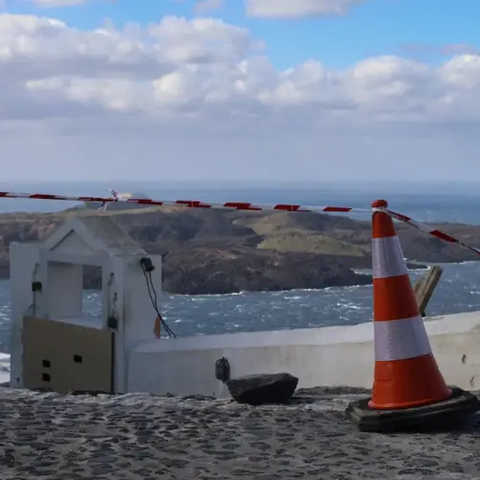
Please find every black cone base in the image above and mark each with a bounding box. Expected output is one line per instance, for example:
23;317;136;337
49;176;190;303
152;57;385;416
346;386;480;432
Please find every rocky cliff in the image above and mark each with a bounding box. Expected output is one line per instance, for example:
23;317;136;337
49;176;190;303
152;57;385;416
0;206;479;294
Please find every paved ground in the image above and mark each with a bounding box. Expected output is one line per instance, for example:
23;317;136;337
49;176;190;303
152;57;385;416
1;386;480;479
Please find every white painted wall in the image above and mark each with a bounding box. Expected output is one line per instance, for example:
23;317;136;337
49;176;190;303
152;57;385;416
112;253;163;393
46;262;83;319
9;242;40;388
9;216;163;394
122;254;162;351
128;311;480;397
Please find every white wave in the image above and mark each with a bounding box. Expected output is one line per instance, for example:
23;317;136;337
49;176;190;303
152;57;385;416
0;353;10;371
0;353;10;384
191;291;246;298
177;283;374;298
353;271;372;277
341;284;372;291
291;288;322;292
345;303;369;310
336;301;369;311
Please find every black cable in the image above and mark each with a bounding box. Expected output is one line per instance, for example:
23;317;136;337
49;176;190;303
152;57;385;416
141;264;176;338
143;268;175;338
147;272;175;338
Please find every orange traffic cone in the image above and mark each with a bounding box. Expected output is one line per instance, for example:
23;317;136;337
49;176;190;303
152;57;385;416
347;199;480;432
369;199;451;409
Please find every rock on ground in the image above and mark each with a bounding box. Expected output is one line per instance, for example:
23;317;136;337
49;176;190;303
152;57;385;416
226;372;299;405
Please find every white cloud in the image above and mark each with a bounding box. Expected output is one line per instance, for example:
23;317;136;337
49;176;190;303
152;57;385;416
1;12;480;182
245;0;363;18
195;0;223;13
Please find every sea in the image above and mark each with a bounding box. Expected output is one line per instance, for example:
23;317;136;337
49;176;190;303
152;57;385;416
1;180;480;383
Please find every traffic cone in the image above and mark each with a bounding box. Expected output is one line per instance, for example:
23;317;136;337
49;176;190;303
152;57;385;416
369;199;451;409
347;199;480;432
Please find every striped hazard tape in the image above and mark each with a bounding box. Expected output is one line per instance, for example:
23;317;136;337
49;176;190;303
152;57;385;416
0;190;371;214
385;208;480;257
1;189;480;257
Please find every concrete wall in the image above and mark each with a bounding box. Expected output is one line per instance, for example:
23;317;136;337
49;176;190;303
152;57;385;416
9;242;40;388
128;311;480;398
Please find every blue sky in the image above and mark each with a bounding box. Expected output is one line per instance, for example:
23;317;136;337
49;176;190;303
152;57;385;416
5;0;480;69
1;0;480;182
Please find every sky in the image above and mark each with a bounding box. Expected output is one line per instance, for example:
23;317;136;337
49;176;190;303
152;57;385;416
1;0;480;183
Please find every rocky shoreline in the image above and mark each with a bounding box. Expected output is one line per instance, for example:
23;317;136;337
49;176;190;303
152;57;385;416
1;386;479;479
0;208;478;295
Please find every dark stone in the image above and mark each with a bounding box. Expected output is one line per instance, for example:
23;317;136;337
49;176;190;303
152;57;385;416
226;373;299;405
346;386;480;433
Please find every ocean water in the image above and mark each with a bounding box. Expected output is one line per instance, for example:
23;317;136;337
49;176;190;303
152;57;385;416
0;181;480;382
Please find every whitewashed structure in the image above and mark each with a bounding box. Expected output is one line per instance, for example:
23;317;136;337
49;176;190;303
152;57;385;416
8;215;480;397
9;215;162;394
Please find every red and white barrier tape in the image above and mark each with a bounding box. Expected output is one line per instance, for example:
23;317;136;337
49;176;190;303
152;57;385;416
386;209;480;257
0;191;111;203
1;189;480;257
121;199;368;213
0;190;371;214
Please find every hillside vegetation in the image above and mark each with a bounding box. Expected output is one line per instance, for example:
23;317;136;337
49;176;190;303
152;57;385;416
0;206;479;294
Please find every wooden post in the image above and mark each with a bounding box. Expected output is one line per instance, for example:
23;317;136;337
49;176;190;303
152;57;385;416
414;265;443;317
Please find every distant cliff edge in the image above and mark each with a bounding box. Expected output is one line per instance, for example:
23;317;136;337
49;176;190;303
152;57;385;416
0;207;477;294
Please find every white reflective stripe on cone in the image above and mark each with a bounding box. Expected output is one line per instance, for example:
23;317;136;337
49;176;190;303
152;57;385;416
374;315;432;362
372;235;409;279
